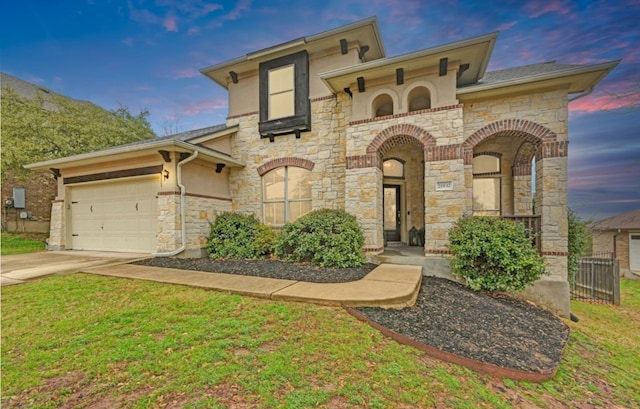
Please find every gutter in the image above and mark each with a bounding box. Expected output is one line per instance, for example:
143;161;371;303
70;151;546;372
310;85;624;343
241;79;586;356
152;150;199;257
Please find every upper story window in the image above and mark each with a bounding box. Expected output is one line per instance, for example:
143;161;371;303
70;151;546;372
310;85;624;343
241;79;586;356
259;51;311;139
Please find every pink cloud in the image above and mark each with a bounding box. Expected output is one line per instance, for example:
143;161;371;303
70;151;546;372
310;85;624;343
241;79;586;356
163;14;178;32
525;0;574;18
183;98;227;116
497;21;518;31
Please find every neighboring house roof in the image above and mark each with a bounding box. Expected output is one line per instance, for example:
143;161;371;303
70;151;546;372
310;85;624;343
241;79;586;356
591;209;640;231
1;72;92;106
25;124;245;171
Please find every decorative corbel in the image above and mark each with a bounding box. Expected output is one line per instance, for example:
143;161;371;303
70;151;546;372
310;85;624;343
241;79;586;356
158;150;171;162
215;163;226;173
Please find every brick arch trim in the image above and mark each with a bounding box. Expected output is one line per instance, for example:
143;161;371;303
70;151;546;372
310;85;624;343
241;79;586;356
366;124;436;155
463;119;560;165
257;157;315;176
463;119;557;150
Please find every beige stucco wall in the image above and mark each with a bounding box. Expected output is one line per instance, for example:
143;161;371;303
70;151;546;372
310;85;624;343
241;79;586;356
349;64;460;121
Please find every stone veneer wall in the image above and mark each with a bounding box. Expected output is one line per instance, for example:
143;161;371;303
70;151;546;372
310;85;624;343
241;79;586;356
227;94;350;218
46;200;65;250
156;193;232;258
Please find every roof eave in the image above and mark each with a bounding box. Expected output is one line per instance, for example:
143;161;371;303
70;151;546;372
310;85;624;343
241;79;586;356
25;139;245;172
319;31;499;93
457;60;621;97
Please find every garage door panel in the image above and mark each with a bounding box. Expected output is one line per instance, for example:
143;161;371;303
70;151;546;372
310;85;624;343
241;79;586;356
69;177;159;253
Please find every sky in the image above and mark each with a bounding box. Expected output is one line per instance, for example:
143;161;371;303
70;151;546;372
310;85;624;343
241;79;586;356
1;0;638;222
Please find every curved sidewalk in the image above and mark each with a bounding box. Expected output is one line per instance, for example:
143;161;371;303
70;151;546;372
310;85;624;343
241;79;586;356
85;263;423;309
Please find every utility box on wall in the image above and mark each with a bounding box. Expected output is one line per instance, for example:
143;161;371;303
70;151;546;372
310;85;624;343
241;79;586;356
13;187;26;209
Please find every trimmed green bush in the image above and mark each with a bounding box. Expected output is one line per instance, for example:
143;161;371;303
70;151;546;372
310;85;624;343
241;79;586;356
275;209;365;268
448;216;547;292
207;212;276;259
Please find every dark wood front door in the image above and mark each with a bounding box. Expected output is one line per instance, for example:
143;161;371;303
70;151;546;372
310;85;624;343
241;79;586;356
383;184;401;242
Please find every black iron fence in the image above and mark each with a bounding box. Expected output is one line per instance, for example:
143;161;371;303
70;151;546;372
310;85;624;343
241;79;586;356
572;257;620;305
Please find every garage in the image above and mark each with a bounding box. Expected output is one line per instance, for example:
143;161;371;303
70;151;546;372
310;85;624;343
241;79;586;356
630;233;640;273
68;176;159;253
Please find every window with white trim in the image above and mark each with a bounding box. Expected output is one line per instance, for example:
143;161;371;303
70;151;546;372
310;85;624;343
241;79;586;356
472;153;501;215
262;166;312;226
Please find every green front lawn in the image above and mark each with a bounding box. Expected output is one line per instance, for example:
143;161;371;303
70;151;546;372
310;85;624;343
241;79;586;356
2;273;638;408
1;232;47;255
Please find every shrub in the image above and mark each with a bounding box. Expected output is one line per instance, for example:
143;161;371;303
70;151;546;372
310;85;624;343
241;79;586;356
275;209;365;268
207;212;276;259
448;216;547;292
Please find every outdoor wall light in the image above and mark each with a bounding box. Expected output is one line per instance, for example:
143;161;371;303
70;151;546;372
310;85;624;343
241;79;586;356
163;169;170;180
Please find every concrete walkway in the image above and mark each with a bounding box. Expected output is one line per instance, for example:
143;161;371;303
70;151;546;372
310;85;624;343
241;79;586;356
2;251;422;308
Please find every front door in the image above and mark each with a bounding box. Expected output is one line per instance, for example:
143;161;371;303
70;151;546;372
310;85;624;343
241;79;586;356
383;184;401;242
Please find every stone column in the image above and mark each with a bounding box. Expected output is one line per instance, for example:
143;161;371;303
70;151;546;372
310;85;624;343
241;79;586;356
528;154;570;317
156;193;181;253
47;200;65;250
345;167;382;252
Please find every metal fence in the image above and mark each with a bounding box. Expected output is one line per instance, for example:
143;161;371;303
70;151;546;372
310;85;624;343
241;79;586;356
571;258;620;305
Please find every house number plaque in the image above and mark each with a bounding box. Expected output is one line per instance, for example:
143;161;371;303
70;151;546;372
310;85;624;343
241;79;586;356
435;181;453;191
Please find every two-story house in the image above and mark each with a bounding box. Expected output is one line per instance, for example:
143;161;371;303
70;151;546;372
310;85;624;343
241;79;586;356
27;17;619;316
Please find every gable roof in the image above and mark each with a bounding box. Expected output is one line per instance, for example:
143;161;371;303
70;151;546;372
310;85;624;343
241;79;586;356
591;208;640;231
25;124;245;171
200;17;385;89
457;59;620;100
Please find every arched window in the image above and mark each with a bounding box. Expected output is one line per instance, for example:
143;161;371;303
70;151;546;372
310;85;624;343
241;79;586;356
383;158;404;178
408;86;431;112
472;153;501;215
372;93;394;117
262;166;312;226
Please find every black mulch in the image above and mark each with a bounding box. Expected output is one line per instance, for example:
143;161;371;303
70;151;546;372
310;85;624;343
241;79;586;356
133;258;569;373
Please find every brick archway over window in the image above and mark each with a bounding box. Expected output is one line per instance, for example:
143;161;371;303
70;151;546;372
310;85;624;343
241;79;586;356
463;119;563;165
366;124;435;156
347;124;436;170
257;157;315;176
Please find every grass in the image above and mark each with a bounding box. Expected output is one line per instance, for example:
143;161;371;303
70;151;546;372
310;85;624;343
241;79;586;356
1;232;47;255
2;271;639;409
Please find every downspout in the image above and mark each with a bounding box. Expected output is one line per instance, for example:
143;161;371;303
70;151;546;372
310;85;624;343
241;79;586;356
153;150;199;257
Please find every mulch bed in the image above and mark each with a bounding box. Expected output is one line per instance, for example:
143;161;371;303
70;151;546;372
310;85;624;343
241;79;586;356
134;258;569;376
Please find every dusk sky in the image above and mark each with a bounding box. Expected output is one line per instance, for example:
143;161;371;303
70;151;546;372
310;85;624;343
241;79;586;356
1;0;638;221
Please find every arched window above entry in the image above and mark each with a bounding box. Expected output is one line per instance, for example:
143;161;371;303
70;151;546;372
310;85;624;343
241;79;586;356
383;158;404;178
408;86;431;112
372;93;394;117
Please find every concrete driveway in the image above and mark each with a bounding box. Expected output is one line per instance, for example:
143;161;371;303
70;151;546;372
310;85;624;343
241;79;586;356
1;251;150;286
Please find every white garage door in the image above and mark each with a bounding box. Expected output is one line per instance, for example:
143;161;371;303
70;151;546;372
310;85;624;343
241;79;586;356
69;176;159;253
630;233;640;273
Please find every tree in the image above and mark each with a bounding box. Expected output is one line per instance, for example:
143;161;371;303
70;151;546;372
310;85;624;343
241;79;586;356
1;87;156;181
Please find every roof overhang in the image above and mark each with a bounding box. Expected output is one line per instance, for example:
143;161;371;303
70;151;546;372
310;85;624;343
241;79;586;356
24;139;245;172
319;31;498;93
200;17;385;89
457;60;621;101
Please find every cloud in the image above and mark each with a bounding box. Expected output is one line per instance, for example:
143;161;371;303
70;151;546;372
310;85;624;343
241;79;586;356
182;98;227;116
122;37;134;46
524;0;574;18
170;67;201;80
163;14;178;32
